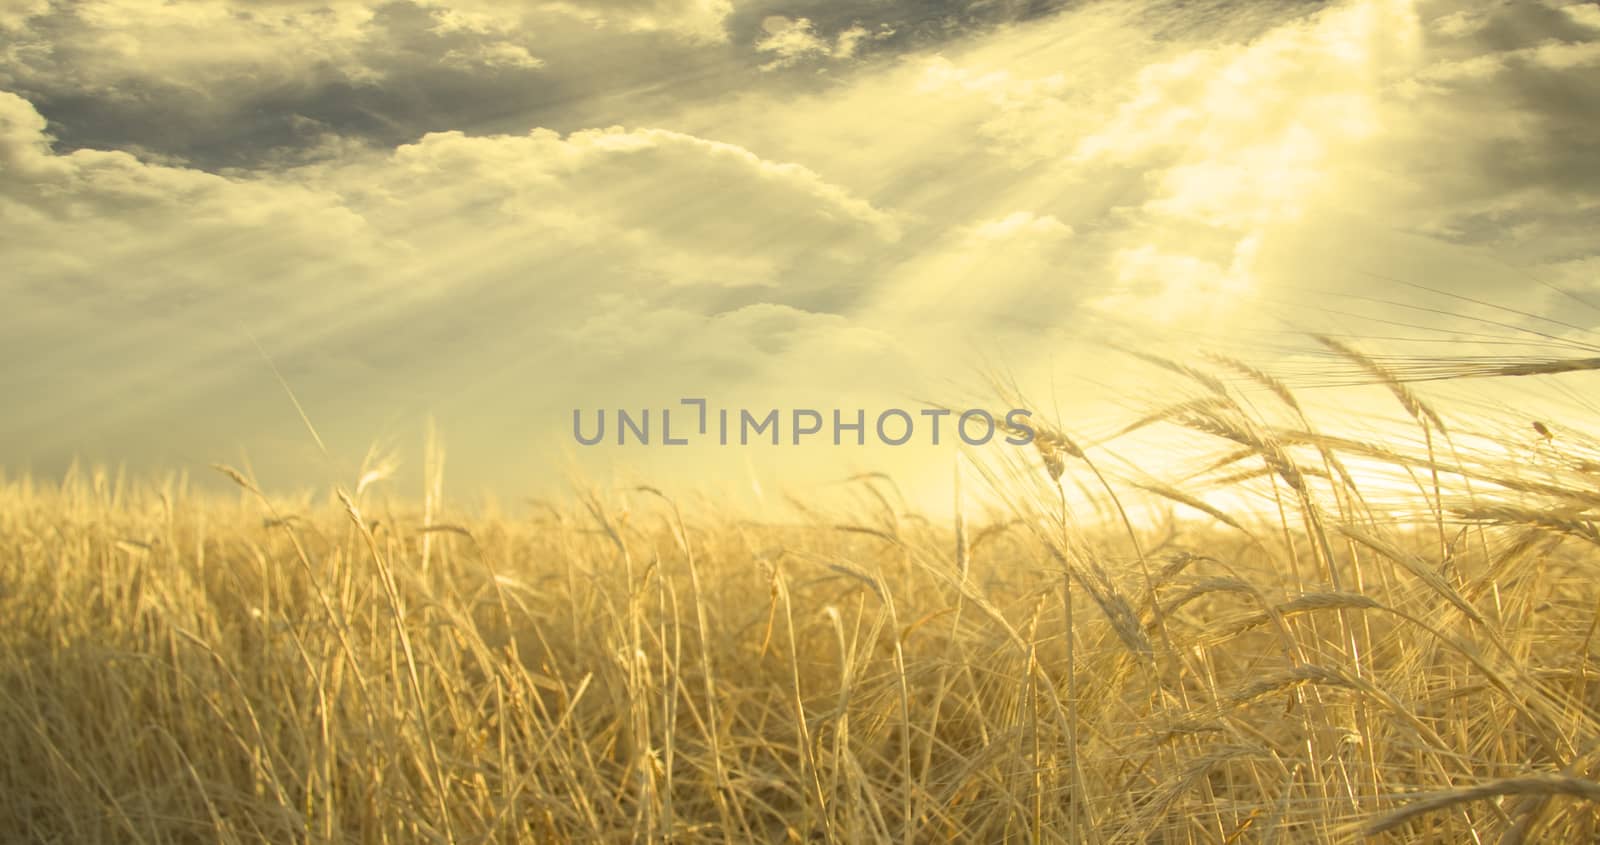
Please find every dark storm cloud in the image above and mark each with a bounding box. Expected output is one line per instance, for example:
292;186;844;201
1374;0;1600;248
0;0;1123;170
2;1;555;168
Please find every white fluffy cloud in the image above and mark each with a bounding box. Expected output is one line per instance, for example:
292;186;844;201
1;88;897;304
0;87;906;475
0;92;391;307
332;124;899;289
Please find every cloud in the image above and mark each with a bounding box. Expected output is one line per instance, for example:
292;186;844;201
0;92;390;308
966;211;1073;243
439;41;545;71
335;124;899;287
912;56;1089;165
1097;239;1259;326
4;0;1600;498
0;0;741;169
1;0;730;102
849;209;1091;359
834;24;895;59
2;2;385;96
1;86;899;309
755;16;831;68
657;0;1599;350
0;88;906;475
534;0;734;41
1341;0;1600;259
754;15;895;69
0;0;1071;171
0;0;45;30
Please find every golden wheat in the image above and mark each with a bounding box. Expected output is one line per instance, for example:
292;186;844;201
5;357;1600;842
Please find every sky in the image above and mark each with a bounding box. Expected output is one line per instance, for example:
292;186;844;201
2;0;1599;512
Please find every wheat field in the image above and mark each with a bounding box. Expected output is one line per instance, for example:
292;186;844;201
5;355;1600;843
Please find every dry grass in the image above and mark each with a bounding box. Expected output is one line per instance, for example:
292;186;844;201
5;361;1600;842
